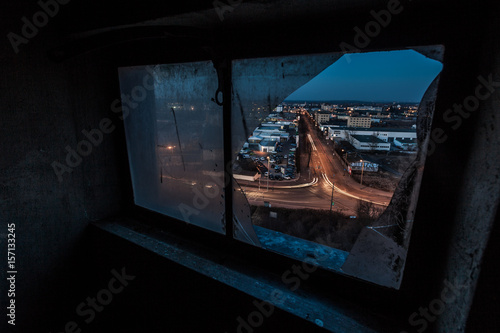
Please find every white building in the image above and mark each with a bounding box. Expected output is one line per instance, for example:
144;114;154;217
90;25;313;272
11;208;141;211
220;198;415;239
253;126;289;142
351;135;391;151
248;136;263;143
394;138;418;151
261;121;295;129
328;127;417;143
259;139;277;152
234;170;261;182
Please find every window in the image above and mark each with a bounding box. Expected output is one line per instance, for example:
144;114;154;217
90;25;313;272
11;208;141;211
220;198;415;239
118;62;226;234
119;47;443;289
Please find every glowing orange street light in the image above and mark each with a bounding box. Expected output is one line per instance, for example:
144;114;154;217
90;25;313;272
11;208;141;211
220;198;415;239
360;159;365;185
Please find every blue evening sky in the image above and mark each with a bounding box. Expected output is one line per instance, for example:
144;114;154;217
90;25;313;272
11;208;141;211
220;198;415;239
285;50;443;103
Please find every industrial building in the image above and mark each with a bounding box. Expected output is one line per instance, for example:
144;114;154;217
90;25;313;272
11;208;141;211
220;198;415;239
347;116;372;128
351;135;391;151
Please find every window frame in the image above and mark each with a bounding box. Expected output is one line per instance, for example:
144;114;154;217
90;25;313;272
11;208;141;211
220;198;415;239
110;46;445;332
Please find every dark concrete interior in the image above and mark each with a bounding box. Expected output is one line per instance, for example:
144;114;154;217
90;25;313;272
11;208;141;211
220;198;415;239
1;1;499;332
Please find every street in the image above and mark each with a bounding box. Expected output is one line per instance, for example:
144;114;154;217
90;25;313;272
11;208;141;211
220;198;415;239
238;110;394;215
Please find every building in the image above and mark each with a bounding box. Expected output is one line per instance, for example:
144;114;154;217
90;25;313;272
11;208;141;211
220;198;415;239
261;121;295;129
348;160;379;173
234;170;261;182
328;127;417;143
253;126;289;142
319;119;348;129
347;106;383;112
314;111;331;124
339;151;379;173
321;104;335;111
329;127;345;139
259;139;277;152
347;116;372;128
373;112;391;119
248;135;263;143
394;138;418;151
351;135;391;151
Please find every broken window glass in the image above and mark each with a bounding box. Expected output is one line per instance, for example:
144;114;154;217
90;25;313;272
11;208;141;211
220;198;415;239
231;48;443;288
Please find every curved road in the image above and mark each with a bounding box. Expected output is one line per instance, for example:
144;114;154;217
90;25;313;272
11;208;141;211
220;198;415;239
239;111;395;214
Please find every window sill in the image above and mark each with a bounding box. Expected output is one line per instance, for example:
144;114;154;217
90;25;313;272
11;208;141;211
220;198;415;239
253;226;349;274
91;217;393;333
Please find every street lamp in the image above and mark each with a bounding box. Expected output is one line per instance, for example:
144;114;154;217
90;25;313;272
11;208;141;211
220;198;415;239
267;156;270;192
258;171;261;191
360;159;364;185
329;176;334;216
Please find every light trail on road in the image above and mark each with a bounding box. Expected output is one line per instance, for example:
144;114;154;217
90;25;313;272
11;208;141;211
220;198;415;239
304;113;392;207
307;133;317;151
235;111;394;215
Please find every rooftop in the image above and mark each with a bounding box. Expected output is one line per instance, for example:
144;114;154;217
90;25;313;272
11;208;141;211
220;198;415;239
396;138;417;144
259;139;277;147
352;135;387;143
344;127;417;133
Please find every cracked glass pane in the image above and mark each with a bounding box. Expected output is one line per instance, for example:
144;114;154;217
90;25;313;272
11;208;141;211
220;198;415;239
119;62;225;234
231;48;443;288
231;53;342;247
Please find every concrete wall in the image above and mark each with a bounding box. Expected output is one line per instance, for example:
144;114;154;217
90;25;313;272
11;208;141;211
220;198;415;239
0;3;126;332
